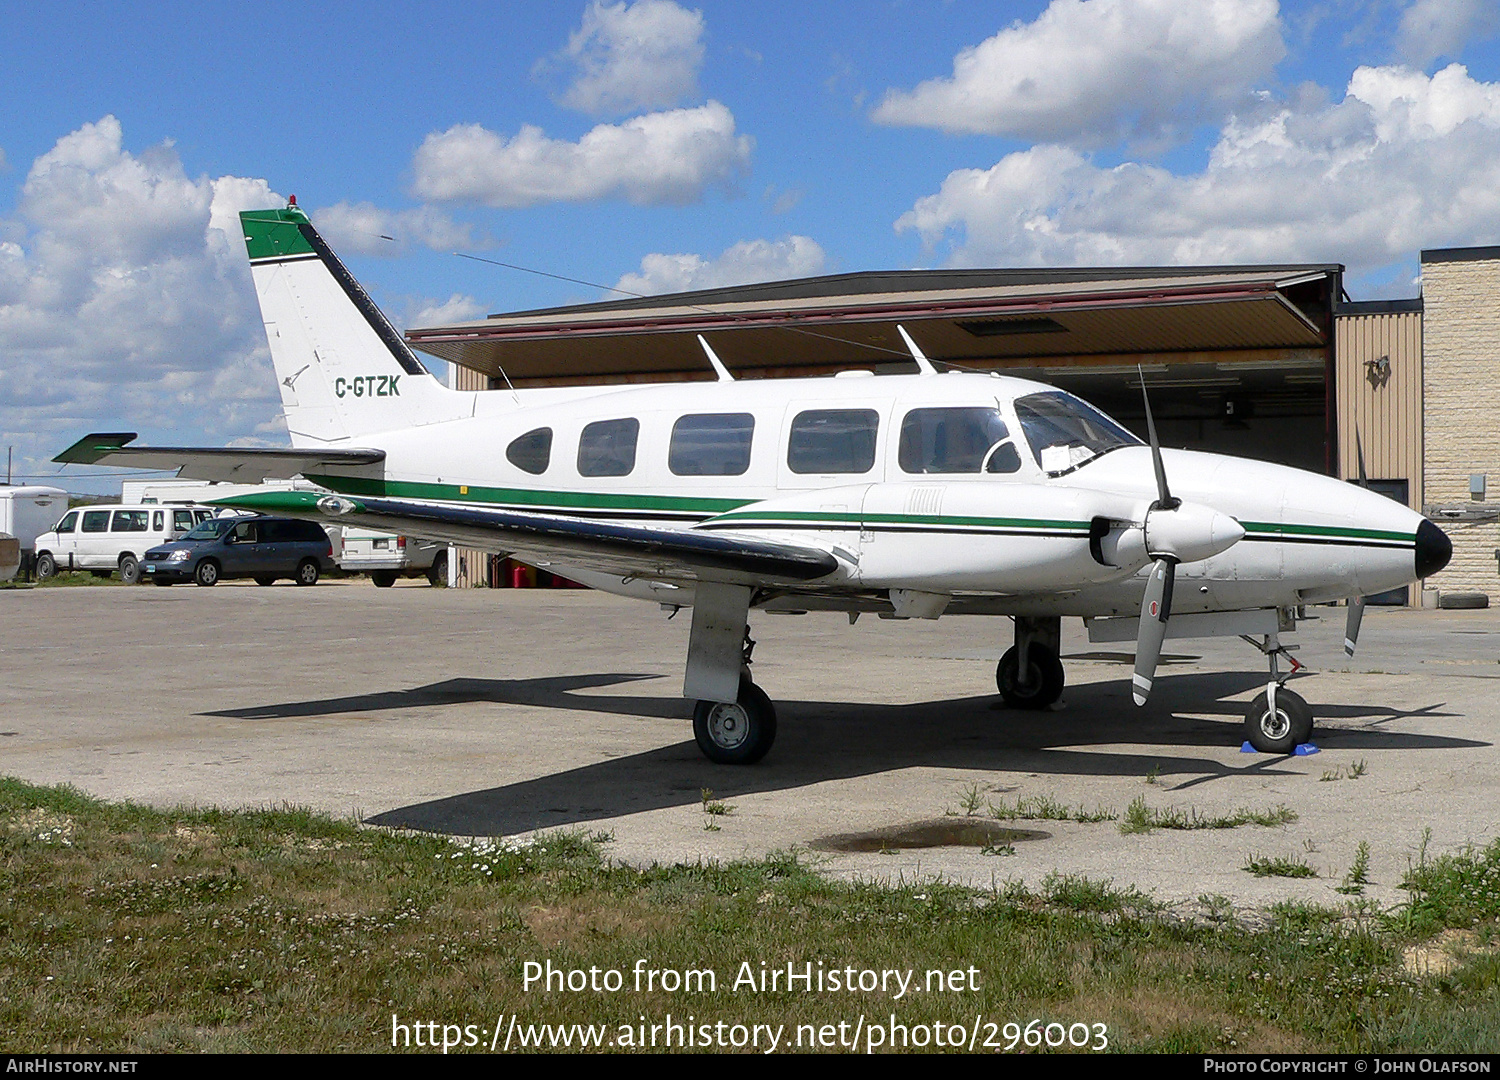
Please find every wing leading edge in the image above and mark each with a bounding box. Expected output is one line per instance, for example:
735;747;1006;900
53;433;385;483
216;489;841;586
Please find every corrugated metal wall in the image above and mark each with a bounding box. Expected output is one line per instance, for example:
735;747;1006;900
1334;311;1423;509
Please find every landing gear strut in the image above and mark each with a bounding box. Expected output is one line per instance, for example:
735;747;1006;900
1240;629;1313;754
686;583;776;763
997;616;1065;709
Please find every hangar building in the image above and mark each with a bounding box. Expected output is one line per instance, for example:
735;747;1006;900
406;252;1500;604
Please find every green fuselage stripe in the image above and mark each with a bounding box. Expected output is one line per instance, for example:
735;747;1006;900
306;473;746;516
1239;520;1414;543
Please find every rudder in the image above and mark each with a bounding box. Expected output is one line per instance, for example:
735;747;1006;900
241;203;464;445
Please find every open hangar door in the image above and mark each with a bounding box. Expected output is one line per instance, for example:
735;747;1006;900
411;264;1341;475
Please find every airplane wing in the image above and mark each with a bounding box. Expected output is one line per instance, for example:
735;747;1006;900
53;432;385;483
217;490;841;586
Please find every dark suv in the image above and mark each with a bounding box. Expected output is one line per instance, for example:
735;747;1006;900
143;515;335;586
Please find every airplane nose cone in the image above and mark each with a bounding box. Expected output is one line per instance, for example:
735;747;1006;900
1415;519;1453;579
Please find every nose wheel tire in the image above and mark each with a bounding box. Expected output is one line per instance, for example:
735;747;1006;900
693;679;776;764
1244;688;1313;755
996;645;1065;709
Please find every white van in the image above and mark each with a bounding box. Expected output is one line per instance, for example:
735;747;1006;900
337;527;445;587
35;504;216;584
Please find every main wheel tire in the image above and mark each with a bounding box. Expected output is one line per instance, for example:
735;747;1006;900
371;570;397;588
427;551;447;588
119;555;140;585
693;679;777;764
194;560;220;587
996;645;1065;709
1244;688;1313;754
254;576;276;587
35;553;56;581
295;559;320;587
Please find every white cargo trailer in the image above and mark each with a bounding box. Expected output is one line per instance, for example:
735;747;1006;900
0;486;68;550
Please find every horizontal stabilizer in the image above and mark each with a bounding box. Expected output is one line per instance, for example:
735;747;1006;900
213;490;840;586
53;433;384;483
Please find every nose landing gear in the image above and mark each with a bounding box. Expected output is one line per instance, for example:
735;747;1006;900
1240;630;1313;754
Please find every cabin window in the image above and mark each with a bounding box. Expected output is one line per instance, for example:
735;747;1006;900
111;510;149;532
173;510;196;531
506;427;553;475
152;511;165;531
81;511;110;533
898;407;1021;474
669;413;755;476
577;418;640;478
55;512;77;534
787;409;879;474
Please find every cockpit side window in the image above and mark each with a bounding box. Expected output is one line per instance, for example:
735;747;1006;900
506;428;553;475
898;407;1019;474
1013;391;1140;474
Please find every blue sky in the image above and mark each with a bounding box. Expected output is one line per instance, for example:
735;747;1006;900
4;0;1500;490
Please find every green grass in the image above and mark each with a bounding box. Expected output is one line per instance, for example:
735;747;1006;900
3;778;1500;1053
1120;796;1298;835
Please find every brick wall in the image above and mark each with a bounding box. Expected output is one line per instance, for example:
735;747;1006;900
1422;255;1500;596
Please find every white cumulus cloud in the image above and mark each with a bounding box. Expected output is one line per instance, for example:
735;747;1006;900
613;235;826;295
0;117;286;487
1397;0;1500;66
410;101;752;208
313;201;485;256
894;63;1500;286
552;0;705;116
406;293;487;328
873;0;1285;146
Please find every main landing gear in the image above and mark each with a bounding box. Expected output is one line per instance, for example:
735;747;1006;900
1241;630;1313;754
686;582;777;764
997;616;1065;709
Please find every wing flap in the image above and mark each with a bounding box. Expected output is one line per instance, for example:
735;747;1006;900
53;433;385;483
217;490;841;585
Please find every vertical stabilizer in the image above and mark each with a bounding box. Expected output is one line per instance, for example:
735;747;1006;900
241;205;465;445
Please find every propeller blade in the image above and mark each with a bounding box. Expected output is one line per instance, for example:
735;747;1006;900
1132;557;1175;706
1344;594;1366;657
1138;368;1176;510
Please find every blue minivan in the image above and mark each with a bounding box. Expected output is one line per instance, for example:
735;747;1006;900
143;515;335;586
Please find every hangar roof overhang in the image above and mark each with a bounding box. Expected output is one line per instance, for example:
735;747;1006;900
405;264;1342;387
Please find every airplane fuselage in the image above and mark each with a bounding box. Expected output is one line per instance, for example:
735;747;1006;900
297;369;1437;619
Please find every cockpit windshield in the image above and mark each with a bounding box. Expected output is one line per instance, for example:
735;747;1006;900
1013;391;1141;474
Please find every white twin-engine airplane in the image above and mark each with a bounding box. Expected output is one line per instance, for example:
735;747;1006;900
59;204;1452;764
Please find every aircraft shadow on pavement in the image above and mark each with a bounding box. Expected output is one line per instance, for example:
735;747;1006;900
319;670;1485;837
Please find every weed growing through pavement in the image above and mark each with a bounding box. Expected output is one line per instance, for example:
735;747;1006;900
1120;796;1298;834
1321;759;1369;782
987;794;1117;823
1244;854;1319;878
1338;841;1373;895
958;783;985;817
700;788;733;831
